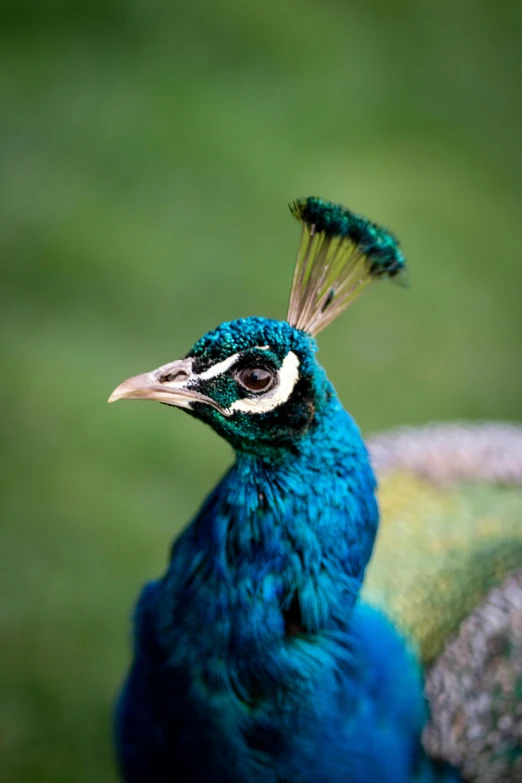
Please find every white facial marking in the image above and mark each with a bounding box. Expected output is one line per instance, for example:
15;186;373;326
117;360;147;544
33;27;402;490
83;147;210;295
227;351;300;415
168;348;300;417
198;353;241;380
197;346;269;380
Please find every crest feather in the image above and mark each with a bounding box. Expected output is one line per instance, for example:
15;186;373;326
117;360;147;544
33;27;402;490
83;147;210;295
287;197;407;336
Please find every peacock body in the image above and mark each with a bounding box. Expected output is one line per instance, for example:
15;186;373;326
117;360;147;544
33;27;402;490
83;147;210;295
108;198;522;782
366;424;522;782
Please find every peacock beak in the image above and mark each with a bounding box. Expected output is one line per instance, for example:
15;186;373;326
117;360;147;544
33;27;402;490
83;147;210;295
108;358;228;414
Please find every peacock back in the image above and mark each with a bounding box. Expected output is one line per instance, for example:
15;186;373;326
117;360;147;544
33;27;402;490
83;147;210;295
364;422;522;783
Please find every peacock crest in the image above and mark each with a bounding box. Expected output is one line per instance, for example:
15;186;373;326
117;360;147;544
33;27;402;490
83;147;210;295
287;197;407;336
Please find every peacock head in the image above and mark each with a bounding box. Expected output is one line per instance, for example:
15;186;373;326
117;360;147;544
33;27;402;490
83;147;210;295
109;197;406;456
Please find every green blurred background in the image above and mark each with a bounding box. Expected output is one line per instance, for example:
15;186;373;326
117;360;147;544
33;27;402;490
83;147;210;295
1;1;521;781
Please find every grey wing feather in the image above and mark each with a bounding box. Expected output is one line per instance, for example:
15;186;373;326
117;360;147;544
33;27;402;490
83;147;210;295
422;570;522;783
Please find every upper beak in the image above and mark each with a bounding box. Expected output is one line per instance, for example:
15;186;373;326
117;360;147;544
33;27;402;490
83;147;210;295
108;358;228;415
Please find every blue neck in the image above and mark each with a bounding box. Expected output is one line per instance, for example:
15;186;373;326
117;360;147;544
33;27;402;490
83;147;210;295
224;396;378;621
157;386;378;696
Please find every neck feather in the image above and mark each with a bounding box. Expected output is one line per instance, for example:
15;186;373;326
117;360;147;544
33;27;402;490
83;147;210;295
163;392;378;637
153;391;378;706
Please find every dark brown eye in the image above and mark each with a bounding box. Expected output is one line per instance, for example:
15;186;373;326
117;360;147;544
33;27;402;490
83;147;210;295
236;367;274;392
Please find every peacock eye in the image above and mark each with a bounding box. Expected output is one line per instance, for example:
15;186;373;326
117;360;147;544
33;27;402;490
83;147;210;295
236;367;275;393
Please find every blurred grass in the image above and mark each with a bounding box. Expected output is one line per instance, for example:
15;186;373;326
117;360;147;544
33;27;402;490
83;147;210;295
1;1;521;781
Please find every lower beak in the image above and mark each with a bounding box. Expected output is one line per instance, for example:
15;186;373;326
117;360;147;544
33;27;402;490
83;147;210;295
108;359;228;415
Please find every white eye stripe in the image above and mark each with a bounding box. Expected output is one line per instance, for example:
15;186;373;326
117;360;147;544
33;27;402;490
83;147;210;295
227;351;300;415
198;353;241;380
196;345;270;380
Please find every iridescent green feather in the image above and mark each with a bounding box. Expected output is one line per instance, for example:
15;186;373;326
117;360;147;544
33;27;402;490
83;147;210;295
364;423;522;664
364;473;522;664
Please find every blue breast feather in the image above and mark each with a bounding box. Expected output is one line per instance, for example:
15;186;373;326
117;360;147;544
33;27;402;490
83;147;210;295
115;378;459;782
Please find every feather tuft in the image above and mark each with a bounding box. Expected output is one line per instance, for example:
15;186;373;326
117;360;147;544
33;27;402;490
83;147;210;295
287;196;407;336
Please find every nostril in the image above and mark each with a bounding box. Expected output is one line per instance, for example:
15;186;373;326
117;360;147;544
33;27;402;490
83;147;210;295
161;371;189;384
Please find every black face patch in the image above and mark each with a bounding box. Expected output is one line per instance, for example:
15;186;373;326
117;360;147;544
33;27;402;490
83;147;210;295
190;348;282;412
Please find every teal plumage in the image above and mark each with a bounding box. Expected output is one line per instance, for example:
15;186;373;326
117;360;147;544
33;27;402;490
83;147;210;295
108;197;519;782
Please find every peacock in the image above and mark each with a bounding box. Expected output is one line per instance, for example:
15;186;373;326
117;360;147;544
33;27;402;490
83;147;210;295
108;197;522;783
